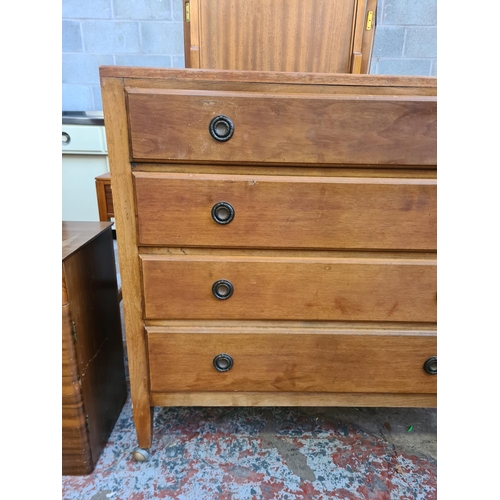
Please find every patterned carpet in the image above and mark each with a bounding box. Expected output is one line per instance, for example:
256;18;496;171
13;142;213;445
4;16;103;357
62;400;436;500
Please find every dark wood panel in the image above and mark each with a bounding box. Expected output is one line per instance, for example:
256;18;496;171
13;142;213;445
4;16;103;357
62;221;113;261
62;272;93;475
62;223;127;473
134;172;437;250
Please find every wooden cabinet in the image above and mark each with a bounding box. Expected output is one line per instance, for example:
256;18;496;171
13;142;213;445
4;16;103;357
183;0;377;74
62;222;127;474
95;172;114;222
100;67;437;456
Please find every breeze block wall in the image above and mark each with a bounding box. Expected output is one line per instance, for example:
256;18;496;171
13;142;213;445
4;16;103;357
63;0;437;111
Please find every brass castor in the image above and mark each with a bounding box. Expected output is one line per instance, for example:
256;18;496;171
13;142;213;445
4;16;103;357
132;447;150;462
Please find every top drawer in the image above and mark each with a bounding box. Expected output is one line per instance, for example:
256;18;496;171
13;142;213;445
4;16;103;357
126;89;437;166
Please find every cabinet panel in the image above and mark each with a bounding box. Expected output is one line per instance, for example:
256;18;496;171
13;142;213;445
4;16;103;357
134;172;437;250
148;329;437;394
141;254;437;322
127;89;437;166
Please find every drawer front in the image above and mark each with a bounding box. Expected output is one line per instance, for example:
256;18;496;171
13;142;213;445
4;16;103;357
126;89;437;166
141;255;437;322
147;330;437;394
134;172;436;250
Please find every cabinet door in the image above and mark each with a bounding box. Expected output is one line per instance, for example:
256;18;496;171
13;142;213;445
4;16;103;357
184;0;376;74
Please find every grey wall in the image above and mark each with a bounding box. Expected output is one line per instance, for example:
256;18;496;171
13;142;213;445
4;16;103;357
62;0;437;111
62;0;185;111
369;0;437;76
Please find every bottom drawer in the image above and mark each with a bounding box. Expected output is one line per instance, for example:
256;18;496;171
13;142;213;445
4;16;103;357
147;328;437;394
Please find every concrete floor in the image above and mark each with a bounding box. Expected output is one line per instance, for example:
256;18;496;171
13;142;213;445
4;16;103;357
61;240;438;499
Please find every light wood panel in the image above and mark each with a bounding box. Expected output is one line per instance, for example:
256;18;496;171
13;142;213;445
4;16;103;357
360;0;378;74
133;164;438;177
148;330;436;394
100;76;154;449
141;254;437;322
134;172;437;250
151;392;437;407
100;66;437;90
126;89;437;166
193;0;356;73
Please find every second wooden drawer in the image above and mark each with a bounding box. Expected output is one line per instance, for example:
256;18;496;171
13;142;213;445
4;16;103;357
134;172;436;250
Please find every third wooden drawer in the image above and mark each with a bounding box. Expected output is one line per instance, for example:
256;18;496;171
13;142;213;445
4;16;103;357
134;172;436;251
141;254;436;322
147;327;437;394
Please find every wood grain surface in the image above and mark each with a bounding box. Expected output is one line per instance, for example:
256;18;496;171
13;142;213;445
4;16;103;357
62;223;127;473
194;0;357;73
62;221;112;261
99;67;438;428
147;329;437;393
126;89;437;166
360;0;377;74
101;66;437;90
101;76;154;448
151;392;437;408
134;172;436;250
62;271;93;475
95;173;114;221
140;254;437;322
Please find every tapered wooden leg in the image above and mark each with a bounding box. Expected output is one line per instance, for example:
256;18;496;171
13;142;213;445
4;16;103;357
134;403;154;449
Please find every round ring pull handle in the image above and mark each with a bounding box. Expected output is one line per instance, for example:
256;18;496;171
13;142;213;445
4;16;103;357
213;353;233;372
212;202;235;224
209;115;234;142
423;356;437;375
212;279;234;300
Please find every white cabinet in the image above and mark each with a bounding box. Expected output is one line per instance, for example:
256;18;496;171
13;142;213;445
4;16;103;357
62;124;109;221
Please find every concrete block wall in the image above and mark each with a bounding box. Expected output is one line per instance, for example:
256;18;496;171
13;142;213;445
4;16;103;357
370;0;437;76
62;0;185;111
63;0;437;111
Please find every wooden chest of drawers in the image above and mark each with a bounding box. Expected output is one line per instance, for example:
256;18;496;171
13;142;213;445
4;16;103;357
100;67;437;457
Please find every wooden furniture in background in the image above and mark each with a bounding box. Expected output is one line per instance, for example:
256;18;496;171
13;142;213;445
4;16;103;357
183;0;377;74
62;221;127;475
95;172;114;222
100;67;437;460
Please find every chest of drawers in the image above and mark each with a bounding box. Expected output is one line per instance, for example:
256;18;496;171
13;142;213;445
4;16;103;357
100;67;437;458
